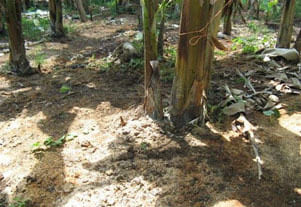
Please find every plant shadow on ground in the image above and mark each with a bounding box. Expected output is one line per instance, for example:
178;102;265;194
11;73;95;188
0;17;142;207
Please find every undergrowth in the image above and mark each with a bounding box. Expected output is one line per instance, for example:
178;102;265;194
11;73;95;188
22;16;49;41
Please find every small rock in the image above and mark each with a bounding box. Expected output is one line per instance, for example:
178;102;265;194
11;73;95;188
122;42;137;56
105;169;114;176
0;173;4;181
62;183;74;193
223;102;245;116
268;94;279;103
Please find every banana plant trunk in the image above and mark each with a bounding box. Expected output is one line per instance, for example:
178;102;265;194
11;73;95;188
223;0;233;35
170;0;223;126
4;0;33;75
141;0;163;120
295;29;301;52
74;0;87;22
276;0;296;48
49;0;64;37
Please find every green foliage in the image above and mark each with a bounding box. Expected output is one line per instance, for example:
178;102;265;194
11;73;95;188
261;0;281;21
30;46;46;67
32;141;41;148
207;103;225;123
90;0;118;16
0;62;11;74
60;85;71;94
232;22;275;54
22;17;49;41
247;22;259;33
64;23;78;35
140;142;150;151
263;109;280;118
99;57;113;72
297;1;301;19
263;109;280;124
44;136;66;147
232;37;259;54
132;38;144;55
128;58;143;69
9;197;29;207
234;77;245;84
214;50;226;56
32;134;77;152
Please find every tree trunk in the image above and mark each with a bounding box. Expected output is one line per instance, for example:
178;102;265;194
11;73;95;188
158;11;165;57
4;0;33;75
82;0;89;13
24;0;31;9
74;0;87;22
294;29;301;52
170;0;223;126
64;0;74;9
276;0;296;48
49;0;64;38
137;3;143;30
256;0;260;19
250;0;260;19
141;0;163;120
247;0;251;9
0;4;4;34
223;0;233;35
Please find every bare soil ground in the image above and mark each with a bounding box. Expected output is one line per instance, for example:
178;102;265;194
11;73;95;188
0;15;300;207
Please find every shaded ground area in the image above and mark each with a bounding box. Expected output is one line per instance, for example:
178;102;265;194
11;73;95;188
0;15;300;207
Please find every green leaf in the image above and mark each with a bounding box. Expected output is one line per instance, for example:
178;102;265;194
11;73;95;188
53;135;66;146
32;142;41;147
60;85;71;94
272;109;280;118
44;137;54;146
263;109;280;118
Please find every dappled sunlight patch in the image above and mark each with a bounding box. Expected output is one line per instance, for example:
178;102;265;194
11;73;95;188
212;200;246;207
184;133;208;147
278;112;301;136
294;188;301;195
64;117;117;162
86;82;97;89
59;176;161;207
206;122;239;142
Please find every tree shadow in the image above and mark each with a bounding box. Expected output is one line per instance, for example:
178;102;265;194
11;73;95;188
0;19;142;206
75;109;300;207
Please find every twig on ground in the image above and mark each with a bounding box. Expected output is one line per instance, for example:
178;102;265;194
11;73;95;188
234;114;263;180
236;68;256;94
